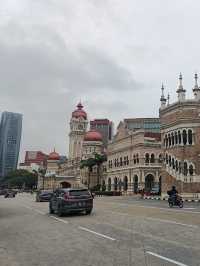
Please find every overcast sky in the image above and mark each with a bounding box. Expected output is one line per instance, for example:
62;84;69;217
0;0;200;161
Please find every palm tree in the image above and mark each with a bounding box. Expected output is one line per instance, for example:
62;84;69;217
93;153;107;186
80;158;96;189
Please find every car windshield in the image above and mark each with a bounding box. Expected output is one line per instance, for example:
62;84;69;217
69;190;90;196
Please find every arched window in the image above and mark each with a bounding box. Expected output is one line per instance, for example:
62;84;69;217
123;176;128;191
183;162;188;176
166;153;168;164
188;129;193;145
189;165;194;176
108;178;111;191
158;154;162;163
178;131;181;144
150;154;155;163
183;130;187;145
172;133;174;146
116;158;119;167
145;153;150;163
169;156;171;167
168;134;171;146
179;161;181;174
175;132;178;145
133;155;136;164
136;154;139;163
114;159;116;167
166;135;168;147
120;157;123;166
172;158;175;169
127;156;129;165
114;177;118;191
124;156;127;166
118;179;122;191
175;160;178;171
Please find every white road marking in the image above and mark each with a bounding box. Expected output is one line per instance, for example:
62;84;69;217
22;205;33;210
34;209;46;215
20;204;45;215
147;217;198;228
49;216;69;224
78;226;116;241
147;251;188;266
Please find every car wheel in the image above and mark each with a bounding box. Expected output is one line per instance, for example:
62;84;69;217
179;202;183;208
85;209;92;215
57;206;63;217
49;204;54;214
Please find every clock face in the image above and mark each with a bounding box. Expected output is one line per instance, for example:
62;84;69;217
78;124;83;130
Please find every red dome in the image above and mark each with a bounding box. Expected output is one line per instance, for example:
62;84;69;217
48;149;60;160
84;130;103;142
72;102;87;119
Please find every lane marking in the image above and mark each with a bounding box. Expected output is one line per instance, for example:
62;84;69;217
34;209;46;215
20;204;46;215
78;226;116;241
147;251;188;266
49;216;69;224
146;217;198;228
101;202;200;215
22;205;33;210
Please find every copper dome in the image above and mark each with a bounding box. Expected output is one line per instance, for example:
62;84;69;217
84;130;103;142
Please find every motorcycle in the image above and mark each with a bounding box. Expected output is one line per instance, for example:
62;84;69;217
168;194;183;208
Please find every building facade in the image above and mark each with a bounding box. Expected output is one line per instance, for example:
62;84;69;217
90;119;113;148
0;111;22;177
160;74;200;196
105;120;162;193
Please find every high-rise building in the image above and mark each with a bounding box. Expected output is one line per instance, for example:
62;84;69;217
90;119;113;148
0;111;22;177
124;118;160;133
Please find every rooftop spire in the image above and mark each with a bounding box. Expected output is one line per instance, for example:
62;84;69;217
176;72;186;102
160;83;166;109
177;72;184;92
167;93;170;105
193;73;199;91
193;73;200;100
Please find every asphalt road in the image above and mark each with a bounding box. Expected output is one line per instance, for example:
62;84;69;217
0;194;200;266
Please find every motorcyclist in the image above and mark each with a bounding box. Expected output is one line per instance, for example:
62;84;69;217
169;186;178;203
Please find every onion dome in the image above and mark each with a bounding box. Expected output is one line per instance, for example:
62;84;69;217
72;102;87;119
84;130;103;142
48;149;60;160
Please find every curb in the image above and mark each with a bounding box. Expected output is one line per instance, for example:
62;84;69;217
143;196;200;202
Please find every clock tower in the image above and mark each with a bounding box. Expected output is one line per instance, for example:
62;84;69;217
68;102;88;160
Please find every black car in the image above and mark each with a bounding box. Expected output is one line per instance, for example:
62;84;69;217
4;190;17;198
49;188;93;216
36;190;53;202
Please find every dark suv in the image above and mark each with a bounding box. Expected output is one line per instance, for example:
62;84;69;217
49;188;93;216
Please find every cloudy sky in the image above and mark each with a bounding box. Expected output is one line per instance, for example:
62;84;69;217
0;0;199;161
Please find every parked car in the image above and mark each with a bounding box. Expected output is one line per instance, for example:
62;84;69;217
36;190;53;202
4;190;17;198
150;185;160;196
49;188;93;216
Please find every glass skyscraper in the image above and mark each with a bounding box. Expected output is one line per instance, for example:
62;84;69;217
0;112;22;177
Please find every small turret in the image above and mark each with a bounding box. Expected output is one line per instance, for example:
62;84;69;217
176;73;186;102
193;73;200;101
160;84;167;109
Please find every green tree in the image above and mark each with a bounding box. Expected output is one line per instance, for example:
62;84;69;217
2;169;38;189
80;153;107;189
93;153;107;186
80;158;96;189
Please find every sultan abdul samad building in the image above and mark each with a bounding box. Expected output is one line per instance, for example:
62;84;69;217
40;102;104;190
40;74;200;198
